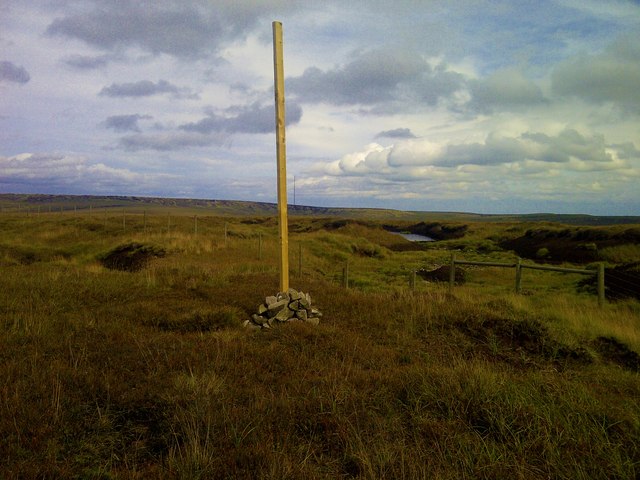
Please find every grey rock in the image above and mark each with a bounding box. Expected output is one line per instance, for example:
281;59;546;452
252;314;268;325
265;296;277;306
276;292;290;302
275;307;294;322
244;319;262;331
288;289;302;300
289;300;301;311
267;299;288;317
255;290;320;327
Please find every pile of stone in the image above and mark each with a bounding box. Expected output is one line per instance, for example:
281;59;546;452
244;288;322;330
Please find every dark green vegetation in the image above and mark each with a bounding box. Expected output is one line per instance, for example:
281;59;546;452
1;196;639;479
3;192;640;224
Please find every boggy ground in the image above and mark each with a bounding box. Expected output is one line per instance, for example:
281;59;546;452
1;212;639;479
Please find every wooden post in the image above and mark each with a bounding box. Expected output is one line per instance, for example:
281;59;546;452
449;253;456;290
342;261;349;289
598;263;605;307
515;257;522;294
273;20;289;292
410;270;416;291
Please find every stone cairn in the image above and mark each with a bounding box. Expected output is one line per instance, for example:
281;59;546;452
244;288;322;330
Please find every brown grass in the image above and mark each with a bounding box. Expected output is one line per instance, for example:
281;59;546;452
1;211;639;479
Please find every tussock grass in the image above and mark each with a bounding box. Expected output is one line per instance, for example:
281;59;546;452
1;212;639;479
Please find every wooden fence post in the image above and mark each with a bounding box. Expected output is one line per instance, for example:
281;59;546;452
449;253;456;290
598;263;605;307
515;257;522;294
343;261;349;288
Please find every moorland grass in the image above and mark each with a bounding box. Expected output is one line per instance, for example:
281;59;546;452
1;212;639;479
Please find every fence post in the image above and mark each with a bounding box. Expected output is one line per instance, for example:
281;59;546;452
515;257;522;294
598;263;605;307
342;260;349;288
410;270;416;291
449;253;456;291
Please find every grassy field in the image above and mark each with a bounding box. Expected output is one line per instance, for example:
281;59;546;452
1;208;639;479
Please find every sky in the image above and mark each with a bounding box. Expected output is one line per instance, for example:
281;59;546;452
1;0;639;215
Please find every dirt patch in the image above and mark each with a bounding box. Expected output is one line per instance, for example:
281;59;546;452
149;307;241;333
456;315;592;368
592;336;640;372
417;265;466;284
99;243;165;272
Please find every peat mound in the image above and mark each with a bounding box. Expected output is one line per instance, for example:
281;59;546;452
500;227;640;264
417;265;466;284
592;336;640;372
578;263;640;301
99;242;165;272
455;315;592;369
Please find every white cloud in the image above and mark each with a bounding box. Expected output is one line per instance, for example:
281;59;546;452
0;152;153;192
1;0;639;214
551;34;640;112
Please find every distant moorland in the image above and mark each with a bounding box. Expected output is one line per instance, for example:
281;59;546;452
2;192;640;225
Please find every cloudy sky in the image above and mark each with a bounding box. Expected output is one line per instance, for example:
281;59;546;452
1;0;639;215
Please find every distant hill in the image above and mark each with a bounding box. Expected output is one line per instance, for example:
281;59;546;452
1;193;638;226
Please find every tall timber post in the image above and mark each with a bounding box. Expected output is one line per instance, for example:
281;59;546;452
273;21;289;292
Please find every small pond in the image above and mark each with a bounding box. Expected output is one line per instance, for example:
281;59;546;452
390;232;435;242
